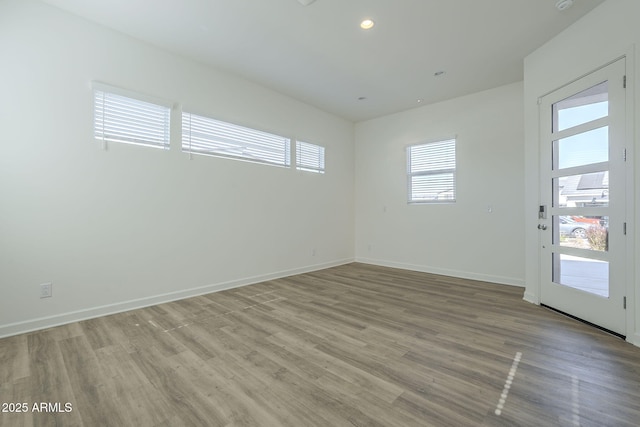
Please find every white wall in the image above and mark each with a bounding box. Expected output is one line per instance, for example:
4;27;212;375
523;0;639;345
0;0;355;337
354;82;525;286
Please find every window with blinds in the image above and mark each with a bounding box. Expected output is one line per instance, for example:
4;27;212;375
296;141;325;174
93;86;171;149
407;138;456;203
182;112;291;167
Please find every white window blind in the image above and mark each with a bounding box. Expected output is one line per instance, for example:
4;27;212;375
93;86;170;149
407;138;456;203
296;141;325;174
182;112;291;167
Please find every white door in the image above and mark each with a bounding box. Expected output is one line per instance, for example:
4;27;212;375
538;59;627;336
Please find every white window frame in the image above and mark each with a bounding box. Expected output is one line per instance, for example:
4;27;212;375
296;140;325;174
407;137;457;203
181;112;291;168
93;82;171;150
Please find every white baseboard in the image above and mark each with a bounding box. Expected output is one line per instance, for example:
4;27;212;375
0;258;354;339
627;332;640;348
523;291;539;305
355;257;525;287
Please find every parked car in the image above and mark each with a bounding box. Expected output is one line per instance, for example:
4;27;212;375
559;216;587;238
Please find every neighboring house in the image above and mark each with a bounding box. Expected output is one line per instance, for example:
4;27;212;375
558;171;609;207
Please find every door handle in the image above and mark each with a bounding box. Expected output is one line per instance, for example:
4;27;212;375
537;224;547;230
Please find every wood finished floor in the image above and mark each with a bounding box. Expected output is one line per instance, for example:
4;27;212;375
2;263;640;426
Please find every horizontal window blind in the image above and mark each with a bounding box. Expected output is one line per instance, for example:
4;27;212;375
296;141;325;173
182;112;291;167
407;138;456;203
93;89;170;149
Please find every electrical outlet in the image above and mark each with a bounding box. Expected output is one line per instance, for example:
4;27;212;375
40;282;52;299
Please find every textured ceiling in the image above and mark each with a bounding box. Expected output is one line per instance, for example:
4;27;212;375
41;0;605;122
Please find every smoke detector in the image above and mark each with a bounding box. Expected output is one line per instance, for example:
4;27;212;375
297;0;317;5
555;0;574;11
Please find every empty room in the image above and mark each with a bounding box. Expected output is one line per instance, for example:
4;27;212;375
2;0;640;425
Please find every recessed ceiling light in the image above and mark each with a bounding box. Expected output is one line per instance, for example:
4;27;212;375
434;71;446;77
358;96;367;101
417;99;424;104
360;19;375;30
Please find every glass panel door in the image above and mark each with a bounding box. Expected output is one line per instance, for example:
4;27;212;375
539;59;626;336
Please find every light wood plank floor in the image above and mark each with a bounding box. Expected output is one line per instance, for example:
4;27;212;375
2;263;640;426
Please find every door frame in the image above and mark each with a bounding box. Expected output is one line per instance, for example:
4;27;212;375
527;52;636;344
